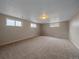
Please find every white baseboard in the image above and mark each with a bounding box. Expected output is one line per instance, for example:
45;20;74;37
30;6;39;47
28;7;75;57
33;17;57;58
0;36;39;46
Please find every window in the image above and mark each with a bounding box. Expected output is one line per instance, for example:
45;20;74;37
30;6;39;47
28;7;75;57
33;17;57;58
6;19;15;26
49;23;59;27
31;23;37;28
16;21;22;26
6;19;22;27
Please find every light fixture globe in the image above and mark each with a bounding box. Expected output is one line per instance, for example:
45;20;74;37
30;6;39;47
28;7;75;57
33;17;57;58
39;12;49;20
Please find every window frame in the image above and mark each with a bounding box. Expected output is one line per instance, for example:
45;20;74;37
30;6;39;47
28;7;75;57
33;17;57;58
31;23;37;28
49;23;60;27
15;21;22;27
6;18;22;27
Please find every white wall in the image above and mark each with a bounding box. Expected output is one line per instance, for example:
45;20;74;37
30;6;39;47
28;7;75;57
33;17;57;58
70;13;79;49
41;21;69;39
0;14;40;46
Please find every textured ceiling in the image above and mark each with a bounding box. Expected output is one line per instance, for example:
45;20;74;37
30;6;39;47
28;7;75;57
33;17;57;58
0;0;79;23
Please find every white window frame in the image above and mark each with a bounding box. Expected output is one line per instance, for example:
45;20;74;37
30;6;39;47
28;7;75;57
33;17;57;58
6;18;22;27
15;21;22;27
49;23;59;27
31;23;37;28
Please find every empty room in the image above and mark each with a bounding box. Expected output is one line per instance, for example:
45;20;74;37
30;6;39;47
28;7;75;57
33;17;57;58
0;0;79;59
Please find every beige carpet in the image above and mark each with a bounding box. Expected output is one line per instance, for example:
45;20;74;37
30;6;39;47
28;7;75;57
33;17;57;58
0;36;79;59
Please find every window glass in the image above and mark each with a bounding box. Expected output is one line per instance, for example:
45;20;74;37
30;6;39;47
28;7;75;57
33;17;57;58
31;23;37;28
16;21;22;26
6;18;22;27
49;23;59;27
6;19;15;26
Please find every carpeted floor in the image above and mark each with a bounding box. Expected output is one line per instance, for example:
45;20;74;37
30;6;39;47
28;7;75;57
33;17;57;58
0;36;79;59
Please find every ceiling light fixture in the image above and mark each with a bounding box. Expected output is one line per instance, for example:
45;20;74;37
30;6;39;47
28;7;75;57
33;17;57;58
39;12;49;20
